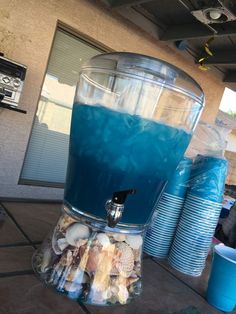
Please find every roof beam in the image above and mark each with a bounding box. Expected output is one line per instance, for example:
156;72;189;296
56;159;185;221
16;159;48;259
161;22;236;41
107;0;152;7
205;51;236;65
224;71;236;83
113;6;162;40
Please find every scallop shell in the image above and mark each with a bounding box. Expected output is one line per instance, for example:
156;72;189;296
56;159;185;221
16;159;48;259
125;235;143;250
96;233;110;247
66;223;90;246
111;242;134;277
112;233;126;242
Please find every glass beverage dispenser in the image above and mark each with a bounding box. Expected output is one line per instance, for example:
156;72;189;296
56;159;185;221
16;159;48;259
33;53;204;306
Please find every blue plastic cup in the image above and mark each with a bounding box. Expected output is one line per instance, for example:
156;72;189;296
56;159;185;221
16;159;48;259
206;245;236;312
165;157;192;198
189;155;228;203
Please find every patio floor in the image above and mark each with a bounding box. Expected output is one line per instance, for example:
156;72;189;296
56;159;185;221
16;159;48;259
0;201;235;314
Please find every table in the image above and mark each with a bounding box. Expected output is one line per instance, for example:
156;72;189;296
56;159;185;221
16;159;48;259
0;201;234;314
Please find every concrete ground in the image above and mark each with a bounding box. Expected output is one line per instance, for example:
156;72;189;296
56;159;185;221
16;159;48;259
0;201;235;314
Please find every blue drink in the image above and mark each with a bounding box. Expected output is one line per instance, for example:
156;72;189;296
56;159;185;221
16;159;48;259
64;103;192;225
33;54;204;307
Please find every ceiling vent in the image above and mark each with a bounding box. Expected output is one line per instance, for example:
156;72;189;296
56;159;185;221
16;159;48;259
191;0;236;24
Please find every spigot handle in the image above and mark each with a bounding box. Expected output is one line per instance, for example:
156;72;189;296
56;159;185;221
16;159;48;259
112;189;136;204
106;189;136;228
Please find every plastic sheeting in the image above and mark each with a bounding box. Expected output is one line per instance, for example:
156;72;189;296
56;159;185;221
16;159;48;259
168;155;228;276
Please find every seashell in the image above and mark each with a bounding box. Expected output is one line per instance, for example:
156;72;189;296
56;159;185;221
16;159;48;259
49;263;64;285
75;238;87;248
117;284;129;304
40;247;52;272
126;276;139;287
66;266;89;284
66;266;80;282
80;283;90;301
81;272;90;284
131;279;142;295
64;281;82;293
96;233;110;247
101;288;111;300
125;234;143;250
64;281;77;292
58;250;73;267
110;285;119;295
91;244;116;295
102;285;118;301
112;233;126;242
88;286;107;305
32;251;43;272
107;281;119;303
110;295;118;304
85;246;102;273
66;223;90;246
111;242;134;278
134;262;141;276
133;248;142;262
52;230;67;255
57;238;69;251
58;214;77;232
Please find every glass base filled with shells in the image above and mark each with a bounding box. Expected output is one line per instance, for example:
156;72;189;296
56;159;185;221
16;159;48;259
32;207;143;306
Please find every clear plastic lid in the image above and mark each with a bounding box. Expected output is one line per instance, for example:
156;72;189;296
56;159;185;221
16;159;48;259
82;52;204;106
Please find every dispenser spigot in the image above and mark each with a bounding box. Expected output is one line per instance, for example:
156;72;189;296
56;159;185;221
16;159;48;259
106;189;136;228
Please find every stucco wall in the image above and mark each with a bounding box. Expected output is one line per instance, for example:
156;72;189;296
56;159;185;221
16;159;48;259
227;133;236;153
0;0;226;200
225;150;236;185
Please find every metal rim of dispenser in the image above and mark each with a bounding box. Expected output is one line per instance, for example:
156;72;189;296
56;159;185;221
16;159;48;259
63;202;145;234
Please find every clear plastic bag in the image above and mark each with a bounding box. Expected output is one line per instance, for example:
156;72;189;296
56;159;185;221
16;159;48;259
168;154;228;276
186;121;231;159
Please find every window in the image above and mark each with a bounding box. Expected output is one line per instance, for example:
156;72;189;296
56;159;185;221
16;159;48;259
220;87;236;117
20;29;104;187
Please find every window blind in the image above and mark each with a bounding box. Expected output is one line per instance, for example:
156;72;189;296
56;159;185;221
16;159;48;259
20;29;103;186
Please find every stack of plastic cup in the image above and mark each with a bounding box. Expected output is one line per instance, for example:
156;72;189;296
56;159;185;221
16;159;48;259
144;158;192;258
168;155;228;276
